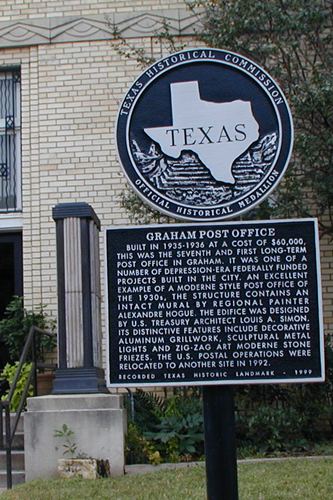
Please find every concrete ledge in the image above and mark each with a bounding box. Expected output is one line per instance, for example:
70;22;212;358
27;393;123;411
125;461;203;475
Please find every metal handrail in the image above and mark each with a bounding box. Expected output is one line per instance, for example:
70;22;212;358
0;325;55;489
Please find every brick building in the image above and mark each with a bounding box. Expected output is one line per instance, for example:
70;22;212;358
0;0;331;375
0;0;197;368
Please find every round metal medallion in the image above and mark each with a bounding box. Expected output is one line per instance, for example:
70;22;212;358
116;48;293;221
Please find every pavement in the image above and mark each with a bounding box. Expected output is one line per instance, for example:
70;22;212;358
125;455;333;475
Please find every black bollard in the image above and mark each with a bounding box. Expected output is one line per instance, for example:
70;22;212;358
203;385;238;500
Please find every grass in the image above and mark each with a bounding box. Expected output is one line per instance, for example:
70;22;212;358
240;458;333;499
1;458;333;500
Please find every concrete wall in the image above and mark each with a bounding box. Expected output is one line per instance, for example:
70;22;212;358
24;394;126;479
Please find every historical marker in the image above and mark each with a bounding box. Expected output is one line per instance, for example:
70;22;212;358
116;48;293;221
106;219;324;387
115;48;316;500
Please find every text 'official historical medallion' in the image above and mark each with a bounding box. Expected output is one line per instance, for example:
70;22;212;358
116;48;293;221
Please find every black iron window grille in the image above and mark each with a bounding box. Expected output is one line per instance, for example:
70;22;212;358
0;70;21;212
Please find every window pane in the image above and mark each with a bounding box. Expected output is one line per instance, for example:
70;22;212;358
0;71;20;211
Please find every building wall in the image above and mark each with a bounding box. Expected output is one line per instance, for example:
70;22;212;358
0;0;332;375
0;0;197;369
320;220;333;340
0;0;185;20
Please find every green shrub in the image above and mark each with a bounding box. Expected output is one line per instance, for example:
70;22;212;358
0;296;56;363
125;338;333;462
236;381;332;455
126;389;166;433
237;405;310;453
145;411;204;462
125;422;161;465
126;391;204;463
1;362;33;411
236;334;333;455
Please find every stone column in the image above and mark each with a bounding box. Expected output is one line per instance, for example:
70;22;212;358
52;202;106;393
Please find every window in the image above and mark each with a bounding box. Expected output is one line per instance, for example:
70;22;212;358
0;69;21;211
0;232;22;369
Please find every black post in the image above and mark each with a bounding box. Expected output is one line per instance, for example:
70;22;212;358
203;385;238;500
5;404;12;489
31;334;38;397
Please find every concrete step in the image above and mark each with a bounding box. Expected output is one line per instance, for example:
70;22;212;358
1;413;24;433
0;470;25;488
0;414;25;488
1;414;24;450
0;432;24;451
12;432;24;450
0;450;24;470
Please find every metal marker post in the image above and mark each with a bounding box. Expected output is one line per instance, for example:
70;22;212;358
203;385;238;500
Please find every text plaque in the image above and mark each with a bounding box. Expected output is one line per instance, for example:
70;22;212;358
106;219;324;387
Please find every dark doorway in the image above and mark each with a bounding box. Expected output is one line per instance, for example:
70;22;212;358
0;232;23;369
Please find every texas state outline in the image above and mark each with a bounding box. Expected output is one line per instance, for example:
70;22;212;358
144;81;259;184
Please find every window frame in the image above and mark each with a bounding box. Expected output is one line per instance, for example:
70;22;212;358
0;68;21;213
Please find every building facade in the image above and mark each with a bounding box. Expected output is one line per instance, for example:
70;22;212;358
0;0;332;375
0;0;199;370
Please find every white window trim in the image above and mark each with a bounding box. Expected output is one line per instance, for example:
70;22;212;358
0;215;23;231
